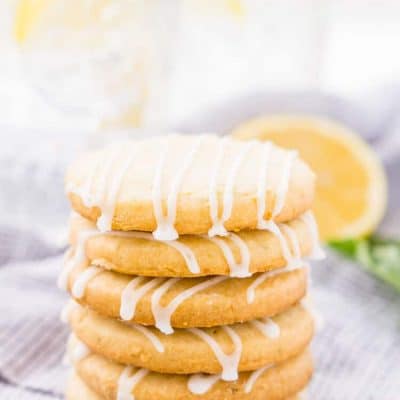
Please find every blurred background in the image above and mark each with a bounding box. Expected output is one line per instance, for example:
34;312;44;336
0;1;400;399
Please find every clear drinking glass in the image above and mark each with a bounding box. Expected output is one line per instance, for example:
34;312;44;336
12;0;179;134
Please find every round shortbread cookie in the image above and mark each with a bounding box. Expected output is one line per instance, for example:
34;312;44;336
67;263;308;330
66;135;314;238
70;348;312;400
66;373;303;400
69;212;322;277
68;303;313;375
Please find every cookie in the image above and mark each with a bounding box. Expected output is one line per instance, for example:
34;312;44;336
66;263;308;332
66;135;314;238
70;347;312;400
69;211;323;277
66;373;303;400
68;303;313;375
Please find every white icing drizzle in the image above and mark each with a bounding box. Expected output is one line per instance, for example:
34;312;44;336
187;364;276;395
246;263;303;304
263;220;294;266
127;323;165;353
150;277;180;333
117;366;148;400
256;142;272;229
299;211;325;259
244;364;273;393
209;140;256;237
72;340;91;363
97;149;138;232
91;147;121;209
60;299;80;323
152;136;204;241
205;233;251;278
255;146;300;271
151;276;228;334
189;326;242;381
228;233;251;277
164;240;200;274
120;276;164;321
57;229;98;290
279;224;301;262
188;373;221;395
272;150;297;217
221;141;256;231
151;137;170;239
71;265;102;299
68;153;103;206
68;334;91;364
57;255;75;292
102;230;200;275
208;137;229;237
67;146;120;217
251;317;280;339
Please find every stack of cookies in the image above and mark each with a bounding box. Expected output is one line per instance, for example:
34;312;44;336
60;134;324;400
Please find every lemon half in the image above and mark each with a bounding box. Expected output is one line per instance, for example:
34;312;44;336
232;115;387;241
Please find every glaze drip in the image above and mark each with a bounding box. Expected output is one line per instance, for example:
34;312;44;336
254;145;300;270
187;363;275;395
120;276;164;321
67;334;91;365
209;141;256;237
127;323;165;353
251;317;280;339
71;265;101;299
117;366;148;400
205;233;251;277
151;276;227;334
279;224;302;267
90;147;121;209
60;299;80;324
256;142;272;228
57;229;98;290
244;364;273;393
97;149;138;232
107;230;200;274
299;210;325;259
208;137;229;236
246;263;304;304
189;326;242;381
272;150;297;217
153;136;204;241
188;373;221;395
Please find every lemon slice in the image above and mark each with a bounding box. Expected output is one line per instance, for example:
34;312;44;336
232;115;387;241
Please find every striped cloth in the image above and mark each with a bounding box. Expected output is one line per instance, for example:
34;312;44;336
0;256;67;399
